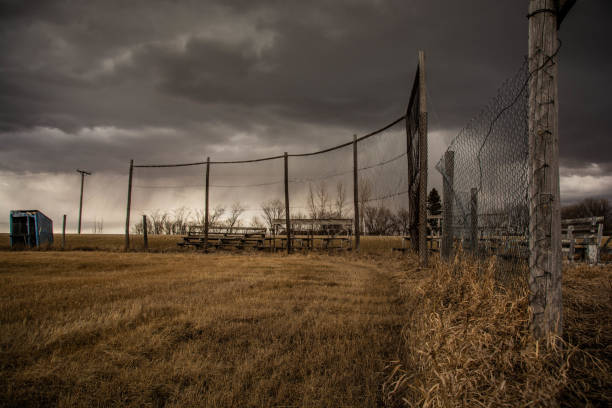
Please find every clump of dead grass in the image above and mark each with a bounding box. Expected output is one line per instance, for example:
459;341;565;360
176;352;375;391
385;254;611;407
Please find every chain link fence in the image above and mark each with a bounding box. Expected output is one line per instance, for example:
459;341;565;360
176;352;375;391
436;61;530;280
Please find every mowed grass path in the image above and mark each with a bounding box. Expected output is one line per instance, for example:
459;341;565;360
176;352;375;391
0;251;406;407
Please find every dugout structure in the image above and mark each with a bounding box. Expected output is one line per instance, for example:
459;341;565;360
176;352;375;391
9;210;53;248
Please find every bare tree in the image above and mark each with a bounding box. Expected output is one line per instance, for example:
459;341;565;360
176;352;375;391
261;199;285;229
307;181;332;219
209;205;225;226
358;177;372;234
148;210;166;234
91;217;104;234
226;201;245;231
364;205;395;235
250;215;264;229
395;208;410;236
335;181;347;217
173;207;191;235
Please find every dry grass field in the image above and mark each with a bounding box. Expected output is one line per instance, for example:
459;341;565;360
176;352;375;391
0;233;404;254
1;233;610;407
0;251;407;407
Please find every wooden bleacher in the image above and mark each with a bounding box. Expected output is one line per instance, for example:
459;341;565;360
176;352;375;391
270;218;353;251
178;225;267;250
562;216;604;263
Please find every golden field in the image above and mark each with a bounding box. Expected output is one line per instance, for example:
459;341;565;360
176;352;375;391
0;251;408;407
0;234;610;407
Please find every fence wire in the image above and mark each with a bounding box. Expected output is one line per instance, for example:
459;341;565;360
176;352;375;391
436;61;529;280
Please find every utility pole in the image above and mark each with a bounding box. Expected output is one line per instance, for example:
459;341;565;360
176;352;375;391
76;169;91;234
527;0;574;340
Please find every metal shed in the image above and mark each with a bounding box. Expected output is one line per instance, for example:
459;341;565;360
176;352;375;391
9;210;54;248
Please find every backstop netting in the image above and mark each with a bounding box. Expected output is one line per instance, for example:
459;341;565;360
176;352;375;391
436;61;529;278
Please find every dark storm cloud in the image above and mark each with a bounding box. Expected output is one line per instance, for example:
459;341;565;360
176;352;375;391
0;0;610;174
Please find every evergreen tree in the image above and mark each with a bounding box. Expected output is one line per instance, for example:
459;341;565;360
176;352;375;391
427;188;442;215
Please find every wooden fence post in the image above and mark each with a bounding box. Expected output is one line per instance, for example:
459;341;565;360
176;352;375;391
125;159;133;251
470;187;478;254
284;152;291;254
596;222;603;264
418;50;428;266
567;225;574;262
205;157;210;252
353;135;360;251
528;0;563;339
143;214;148;251
62;214;66;250
442;151;454;260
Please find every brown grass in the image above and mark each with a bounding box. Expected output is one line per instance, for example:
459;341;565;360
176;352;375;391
0;233;405;255
385;255;612;407
0;251;406;407
1;233;610;407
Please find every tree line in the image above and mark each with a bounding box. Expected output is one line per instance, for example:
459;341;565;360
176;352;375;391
132;180;444;236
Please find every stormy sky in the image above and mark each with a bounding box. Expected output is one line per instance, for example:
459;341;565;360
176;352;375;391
0;0;610;233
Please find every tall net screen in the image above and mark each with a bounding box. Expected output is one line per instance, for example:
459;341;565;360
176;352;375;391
436;61;529;279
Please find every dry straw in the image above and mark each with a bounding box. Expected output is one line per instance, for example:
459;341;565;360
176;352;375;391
385;254;611;407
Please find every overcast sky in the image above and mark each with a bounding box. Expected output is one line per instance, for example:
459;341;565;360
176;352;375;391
0;0;610;233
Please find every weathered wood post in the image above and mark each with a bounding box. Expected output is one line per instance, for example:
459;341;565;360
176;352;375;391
284;152;291;254
596;222;603;264
204;157;210;252
142;214;148;251
418;50;428;266
470;188;478;254
125;159;133;251
76;169;91;234
441;151;455;260
528;0;567;339
567;225;574;262
353;134;360;251
62;214;66;250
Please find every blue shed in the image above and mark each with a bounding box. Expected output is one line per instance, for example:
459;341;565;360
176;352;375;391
9;210;54;248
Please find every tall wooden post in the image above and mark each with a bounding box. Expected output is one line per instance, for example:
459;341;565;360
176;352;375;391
204;157;210;252
125;159;133;251
62;214;66;250
76;169;91;234
142;214;148;251
353;135;360;251
418;50;428;266
441;151;455;260
470;188;478;254
284;152;291;254
528;0;563;339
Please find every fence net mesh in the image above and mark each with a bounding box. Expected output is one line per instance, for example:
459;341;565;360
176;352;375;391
436;61;529;280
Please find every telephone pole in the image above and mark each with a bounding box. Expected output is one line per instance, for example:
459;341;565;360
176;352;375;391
76;169;91;234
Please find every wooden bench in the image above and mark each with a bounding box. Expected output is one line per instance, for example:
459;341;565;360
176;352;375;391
562;217;604;264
